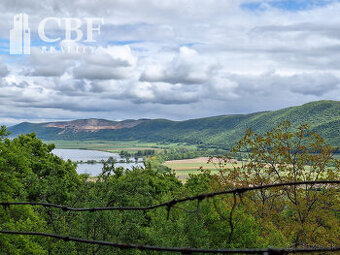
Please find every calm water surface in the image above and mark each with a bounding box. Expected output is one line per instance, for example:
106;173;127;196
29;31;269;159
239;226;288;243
52;149;143;176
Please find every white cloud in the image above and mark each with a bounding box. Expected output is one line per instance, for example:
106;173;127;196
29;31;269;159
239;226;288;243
140;47;220;84
1;0;340;123
73;45;137;80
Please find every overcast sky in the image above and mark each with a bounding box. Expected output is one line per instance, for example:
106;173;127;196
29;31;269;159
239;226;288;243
1;0;340;125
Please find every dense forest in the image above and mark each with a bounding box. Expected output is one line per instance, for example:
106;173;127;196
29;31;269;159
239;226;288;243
9;100;340;148
0;122;339;254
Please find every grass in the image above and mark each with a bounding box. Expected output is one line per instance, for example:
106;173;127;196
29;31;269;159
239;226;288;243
45;140;195;153
46;140;339;180
164;157;337;180
164;157;243;179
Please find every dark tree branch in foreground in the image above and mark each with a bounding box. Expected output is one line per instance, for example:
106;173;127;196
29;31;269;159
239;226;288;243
1;180;338;212
0;230;339;254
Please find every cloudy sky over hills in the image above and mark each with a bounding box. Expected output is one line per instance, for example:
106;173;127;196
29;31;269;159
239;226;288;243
0;0;340;125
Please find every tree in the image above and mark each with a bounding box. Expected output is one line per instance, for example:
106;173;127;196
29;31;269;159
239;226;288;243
0;129;81;254
1;123;339;253
213;121;340;247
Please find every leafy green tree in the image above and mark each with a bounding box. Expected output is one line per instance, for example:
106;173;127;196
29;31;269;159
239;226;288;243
214;121;340;247
0;129;81;254
1;123;339;254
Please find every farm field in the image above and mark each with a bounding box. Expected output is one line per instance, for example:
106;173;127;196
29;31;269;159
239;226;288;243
164;157;241;180
163;157;337;180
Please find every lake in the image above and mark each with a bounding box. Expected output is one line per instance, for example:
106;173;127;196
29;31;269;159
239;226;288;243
52;149;144;176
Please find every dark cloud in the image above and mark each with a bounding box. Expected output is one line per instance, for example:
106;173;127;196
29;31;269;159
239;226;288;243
287;73;340;96
228;72;340;96
0;58;9;77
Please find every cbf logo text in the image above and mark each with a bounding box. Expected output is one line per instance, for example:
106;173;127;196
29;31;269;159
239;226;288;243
10;13;104;55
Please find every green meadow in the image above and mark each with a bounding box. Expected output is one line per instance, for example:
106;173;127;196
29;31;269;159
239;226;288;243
45;139;196;153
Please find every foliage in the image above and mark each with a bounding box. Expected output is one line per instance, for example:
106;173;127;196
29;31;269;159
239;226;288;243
1;121;339;254
0;130;81;254
213;121;340;247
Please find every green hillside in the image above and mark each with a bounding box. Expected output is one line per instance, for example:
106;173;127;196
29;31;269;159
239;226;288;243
8;100;340;148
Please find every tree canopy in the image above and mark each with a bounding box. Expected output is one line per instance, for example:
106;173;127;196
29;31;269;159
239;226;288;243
0;122;339;254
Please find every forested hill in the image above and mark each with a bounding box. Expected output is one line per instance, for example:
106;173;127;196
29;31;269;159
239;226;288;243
8;100;340;148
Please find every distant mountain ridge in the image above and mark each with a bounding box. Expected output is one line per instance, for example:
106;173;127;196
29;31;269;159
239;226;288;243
8;100;340;148
43;118;145;134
